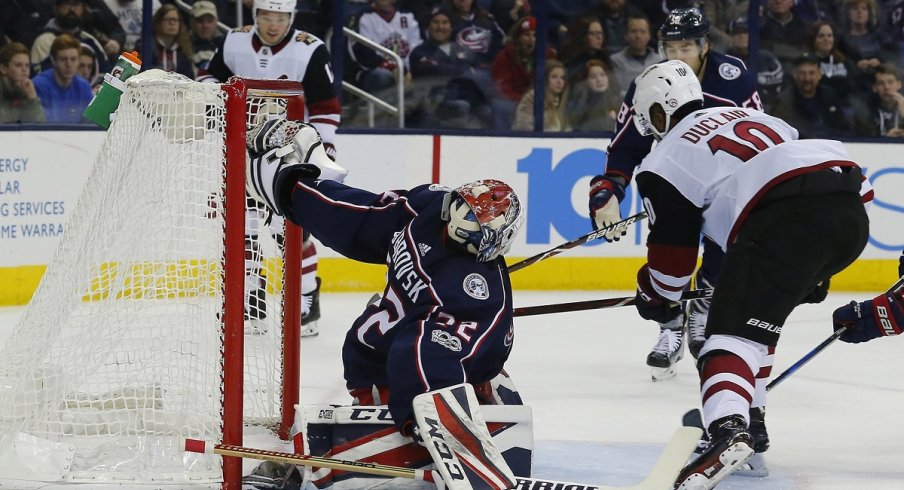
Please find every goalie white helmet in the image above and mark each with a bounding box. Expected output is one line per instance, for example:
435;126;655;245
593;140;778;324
632;60;704;140
445;180;523;262
253;0;295;45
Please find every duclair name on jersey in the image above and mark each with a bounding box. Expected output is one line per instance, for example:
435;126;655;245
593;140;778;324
391;231;428;302
680;109;750;143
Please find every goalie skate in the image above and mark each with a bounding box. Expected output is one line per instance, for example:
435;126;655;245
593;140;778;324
647;314;686;381
301;277;321;337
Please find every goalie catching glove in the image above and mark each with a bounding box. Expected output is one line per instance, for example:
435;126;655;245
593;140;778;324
246;119;348;214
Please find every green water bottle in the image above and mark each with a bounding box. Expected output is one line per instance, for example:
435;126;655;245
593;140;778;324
83;51;142;128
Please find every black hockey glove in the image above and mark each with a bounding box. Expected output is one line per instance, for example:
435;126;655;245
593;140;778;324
799;278;830;304
635;264;684;324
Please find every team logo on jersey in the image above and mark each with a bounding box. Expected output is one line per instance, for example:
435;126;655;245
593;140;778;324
463;273;489;300
431;329;462;352
504;324;514;347
719;63;741;80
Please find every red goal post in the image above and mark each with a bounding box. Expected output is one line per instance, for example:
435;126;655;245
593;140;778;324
0;72;306;489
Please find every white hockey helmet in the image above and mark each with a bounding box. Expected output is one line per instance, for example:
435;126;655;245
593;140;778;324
632;60;703;140
253;0;295;45
444;180;524;262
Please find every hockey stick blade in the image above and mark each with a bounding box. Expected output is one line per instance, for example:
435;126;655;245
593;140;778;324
514;288;712;318
507;212;647;273
186;427;700;490
766;275;904;392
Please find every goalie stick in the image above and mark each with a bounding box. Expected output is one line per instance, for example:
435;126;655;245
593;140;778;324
513;288;712;318
184;426;701;490
507;212;647;273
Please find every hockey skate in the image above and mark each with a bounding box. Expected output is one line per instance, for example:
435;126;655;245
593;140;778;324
647;313;686;381
686;299;707;359
301;277;321;337
674;415;754;490
732;406;770;477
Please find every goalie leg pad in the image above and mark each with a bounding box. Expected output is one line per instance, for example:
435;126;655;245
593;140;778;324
413;383;517;490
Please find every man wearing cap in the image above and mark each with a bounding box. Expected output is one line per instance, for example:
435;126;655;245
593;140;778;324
189;1;223;73
772;52;850;139
103;0;161;52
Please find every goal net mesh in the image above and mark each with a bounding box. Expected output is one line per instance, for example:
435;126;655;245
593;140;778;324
0;70;295;485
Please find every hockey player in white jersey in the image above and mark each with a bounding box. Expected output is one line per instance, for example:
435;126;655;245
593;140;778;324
628;60;871;489
198;0;341;336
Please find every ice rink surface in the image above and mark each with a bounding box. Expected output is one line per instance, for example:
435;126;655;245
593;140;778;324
2;289;902;489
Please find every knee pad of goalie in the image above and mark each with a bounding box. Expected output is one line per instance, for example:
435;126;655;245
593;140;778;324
412;383;517;490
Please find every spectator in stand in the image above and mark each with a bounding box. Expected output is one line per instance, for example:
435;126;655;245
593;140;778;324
32;33;93;123
148;4;195;79
584;0;643;56
32;0;111;75
103;0;161;52
760;0;813;74
82;0;125;59
725;17;785;112
77;44;101;92
442;0;505;69
512;59;570;131
771;52;850;139
608;13;658;96
0;42;46;123
567;58;620;131
839;0;895;92
808;20;855;102
347;0;422;94
409;8;490;128
490;15;555;129
852;63;904;137
189;1;223;74
559;16;609;84
489;0;530;34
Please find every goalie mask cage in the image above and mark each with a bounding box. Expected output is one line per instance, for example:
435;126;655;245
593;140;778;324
0;71;304;489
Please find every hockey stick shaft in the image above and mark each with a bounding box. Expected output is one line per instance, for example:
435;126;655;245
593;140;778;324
513;288;713;317
766;275;904;392
184;439;433;481
507;212;647;273
186;427;702;490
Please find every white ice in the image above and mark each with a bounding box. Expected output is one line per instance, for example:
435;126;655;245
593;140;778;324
2;289;902;489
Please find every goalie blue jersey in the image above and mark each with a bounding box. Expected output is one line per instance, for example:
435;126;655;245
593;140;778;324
607;50;763;182
282;180;515;430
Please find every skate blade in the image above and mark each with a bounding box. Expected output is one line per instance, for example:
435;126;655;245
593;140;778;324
301;321;319;337
733;452;769;477
676;441;754;490
651;365;678;381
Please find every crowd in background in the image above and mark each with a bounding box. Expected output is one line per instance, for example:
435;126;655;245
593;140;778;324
3;0;904;139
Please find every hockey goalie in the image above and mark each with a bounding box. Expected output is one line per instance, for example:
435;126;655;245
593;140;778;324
241;117;533;489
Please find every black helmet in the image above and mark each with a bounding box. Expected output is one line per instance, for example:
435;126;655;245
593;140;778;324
658;8;710;42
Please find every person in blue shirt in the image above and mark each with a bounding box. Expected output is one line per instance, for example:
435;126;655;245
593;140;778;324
32;33;93;123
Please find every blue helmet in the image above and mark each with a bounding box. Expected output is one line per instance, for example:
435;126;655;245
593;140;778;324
658;8;709;60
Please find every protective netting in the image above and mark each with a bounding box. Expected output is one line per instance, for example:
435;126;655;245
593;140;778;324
0;71;294;485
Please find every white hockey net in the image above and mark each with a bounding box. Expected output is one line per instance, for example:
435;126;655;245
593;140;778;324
0;71;302;487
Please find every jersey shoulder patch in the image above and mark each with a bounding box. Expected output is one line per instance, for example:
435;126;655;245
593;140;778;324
718;62;741;80
231;25;253;33
463;273;489;300
294;31;316;44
